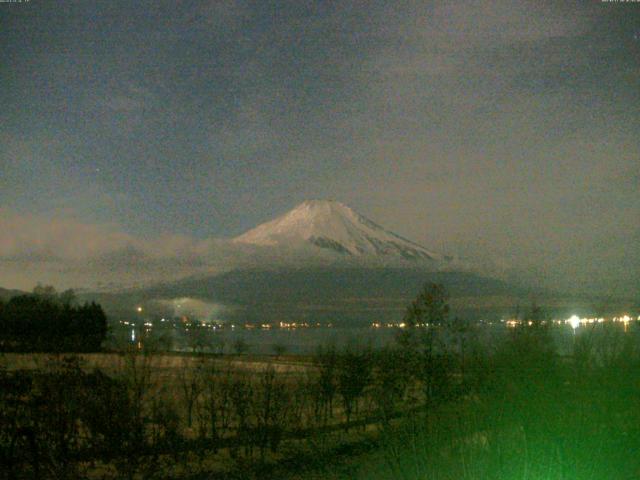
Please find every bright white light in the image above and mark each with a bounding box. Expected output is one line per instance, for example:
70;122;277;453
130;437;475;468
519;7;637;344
131;329;136;342
568;315;580;330
136;306;143;313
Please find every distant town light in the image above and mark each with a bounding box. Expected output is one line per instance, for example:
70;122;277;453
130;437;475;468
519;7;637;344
568;315;580;330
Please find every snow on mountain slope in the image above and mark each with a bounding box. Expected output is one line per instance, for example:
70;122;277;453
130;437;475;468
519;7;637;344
233;200;440;262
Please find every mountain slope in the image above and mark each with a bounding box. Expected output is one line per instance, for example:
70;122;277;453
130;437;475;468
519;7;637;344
145;267;517;305
96;267;521;326
233;200;440;262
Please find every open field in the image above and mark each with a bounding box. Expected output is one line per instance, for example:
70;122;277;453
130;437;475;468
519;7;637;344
0;352;313;374
1;345;418;479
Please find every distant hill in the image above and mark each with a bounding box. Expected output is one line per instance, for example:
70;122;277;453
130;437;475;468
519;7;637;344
0;287;25;302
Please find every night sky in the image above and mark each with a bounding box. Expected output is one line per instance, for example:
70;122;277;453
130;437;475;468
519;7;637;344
1;1;639;295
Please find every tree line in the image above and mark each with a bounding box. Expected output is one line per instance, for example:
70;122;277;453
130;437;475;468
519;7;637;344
0;285;107;352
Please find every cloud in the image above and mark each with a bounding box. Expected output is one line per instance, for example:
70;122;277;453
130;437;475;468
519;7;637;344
0;209;131;260
155;297;230;322
0;208;345;291
0;210;240;290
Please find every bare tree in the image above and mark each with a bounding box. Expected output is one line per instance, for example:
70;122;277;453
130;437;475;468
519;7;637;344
177;359;204;429
185;325;210;354
113;347;156;479
287;372;313;434
372;347;412;427
253;363;291;459
337;346;372;428
148;392;182;470
233;338;250;356
398;283;454;407
196;360;233;454
312;345;338;426
272;343;287;357
229;370;254;458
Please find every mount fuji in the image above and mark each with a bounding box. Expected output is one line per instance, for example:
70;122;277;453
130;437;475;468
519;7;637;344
233;200;443;264
84;200;517;326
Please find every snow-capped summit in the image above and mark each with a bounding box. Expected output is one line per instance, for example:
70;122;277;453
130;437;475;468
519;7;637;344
233;199;439;261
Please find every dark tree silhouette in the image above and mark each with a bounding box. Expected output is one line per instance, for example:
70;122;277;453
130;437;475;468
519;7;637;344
397;282;454;406
0;286;107;352
337;347;372;427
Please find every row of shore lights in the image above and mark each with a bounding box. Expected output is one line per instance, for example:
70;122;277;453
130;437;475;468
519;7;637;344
567;314;636;331
133;305;636;333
